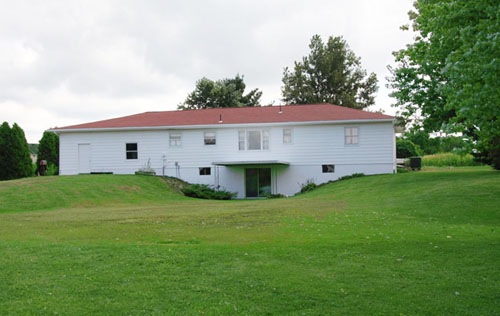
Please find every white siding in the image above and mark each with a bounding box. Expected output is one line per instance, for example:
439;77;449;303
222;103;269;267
58;121;395;197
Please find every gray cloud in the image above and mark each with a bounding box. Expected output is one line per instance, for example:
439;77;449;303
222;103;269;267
0;0;414;142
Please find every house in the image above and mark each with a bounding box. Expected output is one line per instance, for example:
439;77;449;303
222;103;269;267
52;104;396;198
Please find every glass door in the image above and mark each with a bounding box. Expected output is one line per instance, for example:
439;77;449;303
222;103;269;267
245;168;271;198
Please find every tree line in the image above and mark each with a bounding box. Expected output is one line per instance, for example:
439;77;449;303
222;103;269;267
3;0;497;181
179;35;377;111
0;122;59;181
388;0;498;169
180;1;498;169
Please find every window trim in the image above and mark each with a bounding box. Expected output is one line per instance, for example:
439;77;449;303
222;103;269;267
344;127;359;145
126;143;138;160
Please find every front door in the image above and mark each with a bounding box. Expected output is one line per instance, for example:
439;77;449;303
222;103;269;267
245;168;271;198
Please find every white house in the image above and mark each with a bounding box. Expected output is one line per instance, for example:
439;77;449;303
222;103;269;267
52;104;396;198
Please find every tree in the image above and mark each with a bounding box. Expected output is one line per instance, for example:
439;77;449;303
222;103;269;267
178;75;262;110
38;131;59;174
404;129;471;155
396;138;422;158
0;122;13;180
388;0;500;169
0;122;32;180
11;123;33;178
281;35;378;109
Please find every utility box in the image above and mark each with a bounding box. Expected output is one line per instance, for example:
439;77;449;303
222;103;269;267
410;156;422;170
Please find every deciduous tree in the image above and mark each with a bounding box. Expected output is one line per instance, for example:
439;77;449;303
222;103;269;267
388;0;499;169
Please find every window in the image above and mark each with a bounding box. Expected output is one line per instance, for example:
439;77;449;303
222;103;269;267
283;128;292;144
204;132;216;145
262;130;269;149
199;167;211;175
248;131;261;150
345;127;359;145
322;164;335;173
126;143;138;160
169;133;182;147
239;130;269;150
238;131;245;150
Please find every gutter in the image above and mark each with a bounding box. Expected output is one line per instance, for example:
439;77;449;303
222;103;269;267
50;118;395;134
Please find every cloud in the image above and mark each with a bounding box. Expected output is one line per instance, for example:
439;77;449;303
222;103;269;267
0;0;414;142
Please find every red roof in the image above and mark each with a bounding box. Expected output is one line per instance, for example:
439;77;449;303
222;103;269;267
55;104;393;130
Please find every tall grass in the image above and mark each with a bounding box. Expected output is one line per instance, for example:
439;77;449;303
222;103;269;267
422;153;478;167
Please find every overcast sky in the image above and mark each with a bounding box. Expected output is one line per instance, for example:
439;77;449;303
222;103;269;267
1;0;414;143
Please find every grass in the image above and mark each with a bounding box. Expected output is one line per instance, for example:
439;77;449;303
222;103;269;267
0;167;499;315
422;152;478;167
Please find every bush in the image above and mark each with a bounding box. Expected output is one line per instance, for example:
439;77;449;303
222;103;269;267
46;163;59;176
181;184;236;200
337;173;365;181
266;193;286;199
298;179;317;194
422;153;479;167
396;138;422;158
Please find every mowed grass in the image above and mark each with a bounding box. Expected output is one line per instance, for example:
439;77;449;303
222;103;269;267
0;168;498;315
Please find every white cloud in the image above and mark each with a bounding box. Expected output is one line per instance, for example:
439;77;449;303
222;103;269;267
0;0;414;142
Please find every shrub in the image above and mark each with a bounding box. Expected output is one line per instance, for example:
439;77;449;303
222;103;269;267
422;153;479;167
46;163;59;176
181;184;236;200
338;173;365;181
266;193;286;199
397;167;410;173
396;138;422;158
298;179;317;194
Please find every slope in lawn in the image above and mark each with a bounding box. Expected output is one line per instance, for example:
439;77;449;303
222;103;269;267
0;167;498;315
0;175;184;213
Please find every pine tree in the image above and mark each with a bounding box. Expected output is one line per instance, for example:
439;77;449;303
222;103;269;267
0;122;33;180
281;35;378;109
38;131;59;174
11;123;33;178
0;122;13;180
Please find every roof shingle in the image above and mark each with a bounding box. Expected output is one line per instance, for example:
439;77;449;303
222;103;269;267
55;103;393;130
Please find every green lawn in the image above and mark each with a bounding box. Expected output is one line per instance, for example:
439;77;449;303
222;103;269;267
0;167;498;315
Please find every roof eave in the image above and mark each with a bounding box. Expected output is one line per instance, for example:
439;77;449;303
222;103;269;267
50;118;395;133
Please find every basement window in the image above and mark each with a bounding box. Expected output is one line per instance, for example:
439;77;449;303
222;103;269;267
199;167;211;175
322;164;335;173
126;143;138;160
